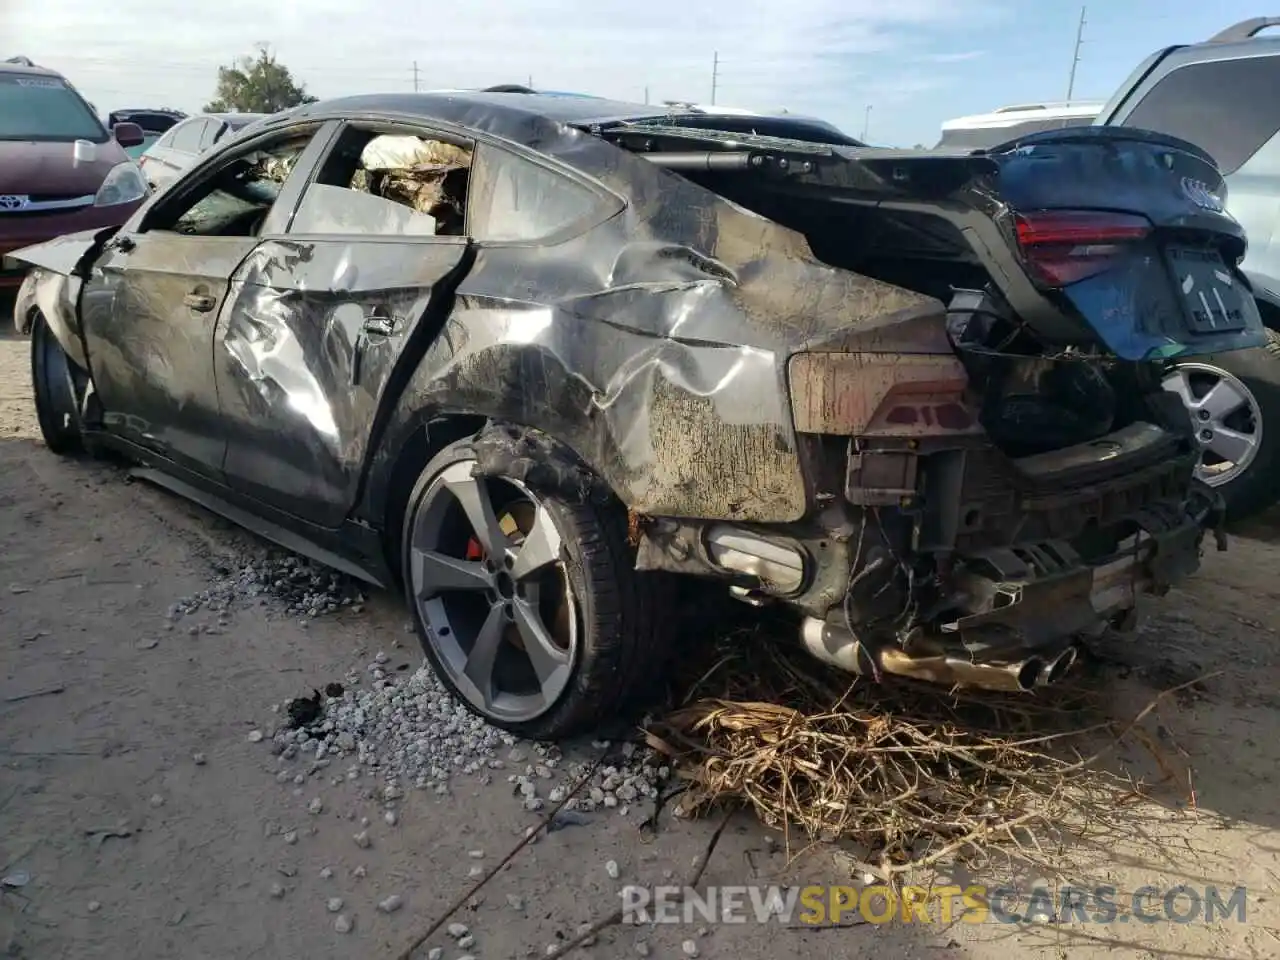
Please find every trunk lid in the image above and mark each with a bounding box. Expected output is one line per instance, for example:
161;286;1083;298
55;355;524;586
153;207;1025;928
601;123;1267;362
983;125;1266;360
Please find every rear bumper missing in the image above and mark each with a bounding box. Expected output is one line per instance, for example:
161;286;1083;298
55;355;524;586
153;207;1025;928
801;485;1224;691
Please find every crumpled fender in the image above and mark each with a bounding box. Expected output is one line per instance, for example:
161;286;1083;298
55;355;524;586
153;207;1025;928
9;226;121;369
13;268;88;369
7;226;117;279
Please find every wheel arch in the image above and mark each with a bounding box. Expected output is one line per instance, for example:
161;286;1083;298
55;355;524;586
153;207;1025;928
365;412;617;591
13;268;91;370
369;412;488;590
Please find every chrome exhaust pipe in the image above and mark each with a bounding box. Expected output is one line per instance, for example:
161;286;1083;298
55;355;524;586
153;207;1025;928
1036;646;1078;687
800;618;1046;693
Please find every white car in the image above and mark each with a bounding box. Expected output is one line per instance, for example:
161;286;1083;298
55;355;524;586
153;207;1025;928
936;101;1102;149
138;112;268;190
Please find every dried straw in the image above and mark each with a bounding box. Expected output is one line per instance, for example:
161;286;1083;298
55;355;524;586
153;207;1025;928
644;622;1152;880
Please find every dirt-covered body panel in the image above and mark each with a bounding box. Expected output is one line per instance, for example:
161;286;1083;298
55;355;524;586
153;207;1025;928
4;91;1241;699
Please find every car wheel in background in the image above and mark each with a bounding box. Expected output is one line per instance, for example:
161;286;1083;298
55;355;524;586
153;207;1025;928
1162;328;1280;521
30;311;87;455
401;434;669;740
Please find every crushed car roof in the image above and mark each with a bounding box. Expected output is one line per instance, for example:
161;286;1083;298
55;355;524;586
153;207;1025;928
267;90;802;134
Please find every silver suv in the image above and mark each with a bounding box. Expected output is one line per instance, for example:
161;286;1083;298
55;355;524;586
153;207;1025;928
1096;16;1280;519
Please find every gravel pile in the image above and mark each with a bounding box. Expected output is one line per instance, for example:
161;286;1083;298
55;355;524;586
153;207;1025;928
263;653;669;818
169;550;365;622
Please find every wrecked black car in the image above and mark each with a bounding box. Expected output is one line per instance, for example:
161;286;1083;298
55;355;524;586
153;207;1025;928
9;93;1266;738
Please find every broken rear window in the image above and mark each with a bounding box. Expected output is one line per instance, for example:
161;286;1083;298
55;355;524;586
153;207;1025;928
291;129;473;238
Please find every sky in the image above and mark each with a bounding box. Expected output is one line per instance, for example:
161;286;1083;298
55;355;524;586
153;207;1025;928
1;0;1272;147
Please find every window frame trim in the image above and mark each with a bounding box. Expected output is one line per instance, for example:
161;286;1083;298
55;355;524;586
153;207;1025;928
280;115;623;247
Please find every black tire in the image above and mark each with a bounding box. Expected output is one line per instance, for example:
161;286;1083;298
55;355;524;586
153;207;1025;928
29;311;85;455
400;433;671;740
1190;328;1280;521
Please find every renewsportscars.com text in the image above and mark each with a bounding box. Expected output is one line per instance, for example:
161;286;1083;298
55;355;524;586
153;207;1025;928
619;884;1248;926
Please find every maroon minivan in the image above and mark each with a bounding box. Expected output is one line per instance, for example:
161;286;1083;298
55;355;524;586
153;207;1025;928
0;59;148;289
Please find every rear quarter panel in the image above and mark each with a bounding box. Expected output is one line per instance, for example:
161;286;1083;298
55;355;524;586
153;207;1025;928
363;120;936;526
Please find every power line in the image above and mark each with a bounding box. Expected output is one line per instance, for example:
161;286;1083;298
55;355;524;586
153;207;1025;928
1066;5;1087;101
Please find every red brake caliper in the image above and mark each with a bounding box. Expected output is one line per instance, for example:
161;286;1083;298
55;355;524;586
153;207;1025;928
464;537;485;562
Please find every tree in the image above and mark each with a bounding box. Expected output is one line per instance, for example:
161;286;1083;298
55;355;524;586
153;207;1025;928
204;46;318;114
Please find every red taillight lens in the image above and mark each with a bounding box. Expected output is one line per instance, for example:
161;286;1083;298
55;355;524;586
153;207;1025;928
1013;209;1152;287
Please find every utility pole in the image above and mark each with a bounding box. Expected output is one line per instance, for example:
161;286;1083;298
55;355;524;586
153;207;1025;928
861;104;872;141
711;51;719;104
528;74;534;88
412;61;420;92
1066;6;1087;101
644;86;650;104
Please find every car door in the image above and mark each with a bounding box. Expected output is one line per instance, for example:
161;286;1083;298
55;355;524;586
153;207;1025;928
215;121;475;528
79;121;335;480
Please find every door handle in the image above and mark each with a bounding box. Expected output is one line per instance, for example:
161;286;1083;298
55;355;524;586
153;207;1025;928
351;311;401;387
360;313;398;338
183;292;216;313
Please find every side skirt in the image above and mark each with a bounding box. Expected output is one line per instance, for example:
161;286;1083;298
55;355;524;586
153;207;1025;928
87;432;393;588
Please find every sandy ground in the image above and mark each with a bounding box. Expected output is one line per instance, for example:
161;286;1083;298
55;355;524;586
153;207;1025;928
3;305;1280;959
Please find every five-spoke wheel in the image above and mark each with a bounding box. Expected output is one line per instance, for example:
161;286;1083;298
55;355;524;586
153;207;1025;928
402;436;669;739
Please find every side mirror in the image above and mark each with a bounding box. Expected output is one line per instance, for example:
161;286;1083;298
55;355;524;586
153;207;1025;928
112;122;145;148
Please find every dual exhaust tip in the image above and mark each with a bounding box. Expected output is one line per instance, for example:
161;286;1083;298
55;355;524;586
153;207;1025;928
1014;645;1079;691
800;618;1080;693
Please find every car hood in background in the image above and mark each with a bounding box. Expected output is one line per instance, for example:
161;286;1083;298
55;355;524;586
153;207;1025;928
0;139;130;196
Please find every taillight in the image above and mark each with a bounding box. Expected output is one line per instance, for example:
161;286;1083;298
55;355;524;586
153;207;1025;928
1013;209;1152;287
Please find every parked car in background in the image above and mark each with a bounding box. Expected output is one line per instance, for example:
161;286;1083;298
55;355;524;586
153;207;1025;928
935;101;1102;149
935;18;1280;521
0;57;147;289
1090;16;1280;521
106;108;186;159
8;91;1256;736
138;112;267;189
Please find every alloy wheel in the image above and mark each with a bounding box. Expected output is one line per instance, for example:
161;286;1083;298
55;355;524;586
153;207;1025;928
1162;362;1263;487
408;460;579;723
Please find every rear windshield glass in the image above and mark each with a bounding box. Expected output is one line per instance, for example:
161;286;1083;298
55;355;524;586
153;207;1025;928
0;73;106;142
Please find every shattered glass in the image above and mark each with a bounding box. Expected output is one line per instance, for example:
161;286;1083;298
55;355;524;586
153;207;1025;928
347;135;472;232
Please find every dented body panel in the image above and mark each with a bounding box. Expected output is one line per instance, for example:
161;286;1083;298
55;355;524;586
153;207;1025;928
216;237;471;527
84;233;257;473
3;91;1244;696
